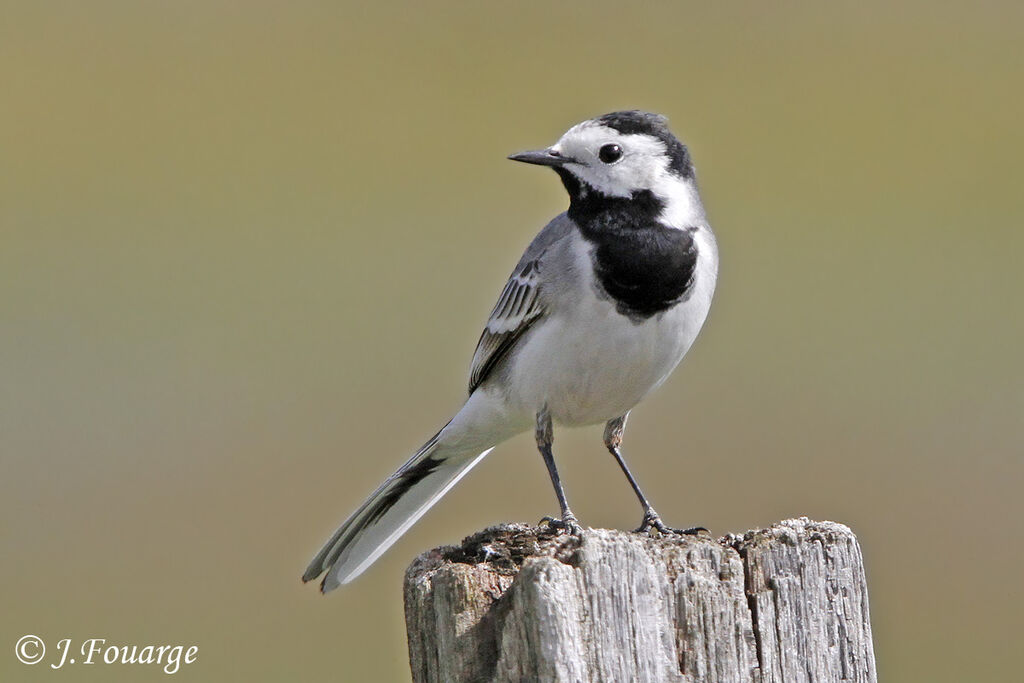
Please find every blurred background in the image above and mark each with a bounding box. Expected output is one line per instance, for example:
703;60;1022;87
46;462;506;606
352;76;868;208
2;1;1022;681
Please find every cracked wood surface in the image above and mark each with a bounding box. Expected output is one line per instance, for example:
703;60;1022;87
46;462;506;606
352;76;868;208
404;517;876;683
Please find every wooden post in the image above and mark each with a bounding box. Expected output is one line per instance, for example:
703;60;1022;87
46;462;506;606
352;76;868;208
404;517;876;683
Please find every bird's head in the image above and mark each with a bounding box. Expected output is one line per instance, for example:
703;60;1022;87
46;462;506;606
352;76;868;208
508;110;702;226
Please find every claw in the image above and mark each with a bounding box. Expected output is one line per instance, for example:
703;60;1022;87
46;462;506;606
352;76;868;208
540;512;584;535
634;509;707;537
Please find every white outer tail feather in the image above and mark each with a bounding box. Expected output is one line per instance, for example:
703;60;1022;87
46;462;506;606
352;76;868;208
328;447;493;588
304;437;494;592
305;389;524;591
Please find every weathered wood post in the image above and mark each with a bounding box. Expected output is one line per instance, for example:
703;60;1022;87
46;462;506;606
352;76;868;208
404;517;876;683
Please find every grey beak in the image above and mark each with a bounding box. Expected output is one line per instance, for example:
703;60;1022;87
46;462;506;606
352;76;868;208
507;148;573;167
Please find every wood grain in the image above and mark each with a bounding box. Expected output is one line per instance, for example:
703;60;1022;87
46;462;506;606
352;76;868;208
405;518;876;683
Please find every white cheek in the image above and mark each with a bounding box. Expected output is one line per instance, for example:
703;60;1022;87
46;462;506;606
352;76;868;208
567;163;633;198
573;156;661;199
622;156;660;187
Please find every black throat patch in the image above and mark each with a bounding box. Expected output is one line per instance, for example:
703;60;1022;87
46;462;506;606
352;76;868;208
561;172;699;321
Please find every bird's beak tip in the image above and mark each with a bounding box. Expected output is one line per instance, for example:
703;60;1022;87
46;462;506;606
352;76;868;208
507;149;571;167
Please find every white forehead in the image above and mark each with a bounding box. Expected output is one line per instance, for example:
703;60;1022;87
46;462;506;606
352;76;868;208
549;121;674;198
552;121;669;164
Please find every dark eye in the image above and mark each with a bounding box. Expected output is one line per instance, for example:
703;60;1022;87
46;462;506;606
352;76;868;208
598;143;623;164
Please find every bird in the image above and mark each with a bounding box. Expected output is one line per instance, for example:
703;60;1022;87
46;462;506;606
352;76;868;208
303;110;718;592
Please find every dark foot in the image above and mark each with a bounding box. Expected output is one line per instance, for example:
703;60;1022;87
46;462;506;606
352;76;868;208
634;509;708;537
539;512;584;535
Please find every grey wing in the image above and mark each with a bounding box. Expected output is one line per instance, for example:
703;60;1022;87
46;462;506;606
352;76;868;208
468;214;573;394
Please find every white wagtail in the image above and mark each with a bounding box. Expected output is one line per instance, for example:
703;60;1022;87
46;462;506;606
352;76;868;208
304;111;718;592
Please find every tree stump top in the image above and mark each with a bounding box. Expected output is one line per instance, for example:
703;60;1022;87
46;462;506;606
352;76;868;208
405;518;876;683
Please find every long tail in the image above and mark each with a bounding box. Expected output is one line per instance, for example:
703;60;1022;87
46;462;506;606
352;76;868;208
303;427;494;592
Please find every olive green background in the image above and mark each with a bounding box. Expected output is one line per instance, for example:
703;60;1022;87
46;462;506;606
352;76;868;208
3;2;1022;681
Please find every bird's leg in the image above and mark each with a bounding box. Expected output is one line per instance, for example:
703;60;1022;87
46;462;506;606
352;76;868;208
536;406;583;535
604;414;706;536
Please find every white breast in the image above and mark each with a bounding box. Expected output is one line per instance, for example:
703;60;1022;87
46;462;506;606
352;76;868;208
506;226;718;426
